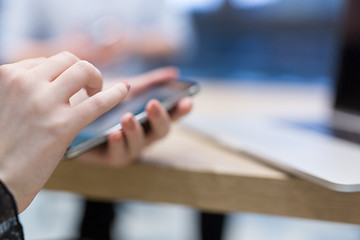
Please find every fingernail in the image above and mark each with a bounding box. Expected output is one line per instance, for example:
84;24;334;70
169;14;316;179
123;114;135;130
124;82;131;91
94;66;102;77
149;104;160;117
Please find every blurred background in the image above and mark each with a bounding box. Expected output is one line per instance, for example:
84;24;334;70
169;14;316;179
2;0;360;239
0;0;345;83
171;0;343;83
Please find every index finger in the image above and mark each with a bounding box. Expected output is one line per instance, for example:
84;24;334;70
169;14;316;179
70;82;130;132
50;60;103;102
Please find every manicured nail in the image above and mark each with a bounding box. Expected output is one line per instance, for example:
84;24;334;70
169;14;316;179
124;82;131;91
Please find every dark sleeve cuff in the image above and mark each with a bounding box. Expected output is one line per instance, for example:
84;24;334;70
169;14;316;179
0;180;24;240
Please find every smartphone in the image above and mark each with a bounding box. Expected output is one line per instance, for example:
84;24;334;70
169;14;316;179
63;79;199;159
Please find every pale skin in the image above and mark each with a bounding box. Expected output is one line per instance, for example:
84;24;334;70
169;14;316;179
76;67;192;167
0;52;192;213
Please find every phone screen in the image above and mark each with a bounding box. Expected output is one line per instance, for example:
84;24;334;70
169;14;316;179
64;79;199;159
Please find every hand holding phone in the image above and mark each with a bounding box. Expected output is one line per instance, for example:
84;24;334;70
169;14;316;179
64;78;199;159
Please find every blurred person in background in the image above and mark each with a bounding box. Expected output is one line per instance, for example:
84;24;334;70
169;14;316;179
1;0;195;75
1;0;196;239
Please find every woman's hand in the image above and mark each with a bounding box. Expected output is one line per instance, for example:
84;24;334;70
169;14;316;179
0;52;130;212
76;67;193;167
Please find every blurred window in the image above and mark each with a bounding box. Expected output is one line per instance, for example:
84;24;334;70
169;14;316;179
169;0;346;83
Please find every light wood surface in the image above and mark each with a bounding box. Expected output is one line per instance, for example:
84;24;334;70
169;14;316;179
45;81;360;225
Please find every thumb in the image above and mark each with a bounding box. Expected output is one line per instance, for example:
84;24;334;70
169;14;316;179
130;67;179;96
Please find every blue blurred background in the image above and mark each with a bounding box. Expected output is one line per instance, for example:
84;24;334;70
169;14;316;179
0;0;346;84
169;0;344;83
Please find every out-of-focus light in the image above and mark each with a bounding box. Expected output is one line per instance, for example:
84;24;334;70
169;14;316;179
230;0;281;8
167;0;224;12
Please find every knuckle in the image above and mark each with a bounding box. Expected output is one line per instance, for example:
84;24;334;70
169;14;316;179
115;83;128;97
91;96;107;110
29;94;50;114
43;113;69;136
28;101;69;136
75;60;102;84
75;60;96;75
0;64;10;76
59;51;79;62
0;64;15;81
52;116;69;131
75;61;103;93
4;70;29;93
34;56;47;62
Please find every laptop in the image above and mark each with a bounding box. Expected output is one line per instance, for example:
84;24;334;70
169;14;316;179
183;0;360;192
